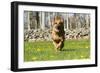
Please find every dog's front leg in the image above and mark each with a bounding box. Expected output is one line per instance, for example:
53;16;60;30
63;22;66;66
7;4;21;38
53;41;58;52
57;41;62;50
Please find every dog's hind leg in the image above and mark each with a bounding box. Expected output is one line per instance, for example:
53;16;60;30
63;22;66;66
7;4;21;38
59;42;64;51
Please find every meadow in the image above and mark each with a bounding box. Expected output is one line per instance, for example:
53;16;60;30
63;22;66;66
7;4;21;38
24;39;90;61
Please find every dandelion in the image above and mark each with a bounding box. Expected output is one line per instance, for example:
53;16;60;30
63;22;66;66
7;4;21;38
32;57;37;60
37;48;41;52
86;46;89;48
50;55;54;58
81;55;84;58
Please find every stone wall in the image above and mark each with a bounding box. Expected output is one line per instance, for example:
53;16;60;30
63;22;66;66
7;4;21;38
24;28;90;42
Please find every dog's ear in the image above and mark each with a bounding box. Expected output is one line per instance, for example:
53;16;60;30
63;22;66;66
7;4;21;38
51;20;54;26
61;19;63;22
60;17;64;23
60;18;64;25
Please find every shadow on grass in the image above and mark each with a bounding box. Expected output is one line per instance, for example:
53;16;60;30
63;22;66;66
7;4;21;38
61;49;76;51
61;48;88;52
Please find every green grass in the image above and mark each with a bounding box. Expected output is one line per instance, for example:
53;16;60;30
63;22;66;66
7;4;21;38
24;39;90;62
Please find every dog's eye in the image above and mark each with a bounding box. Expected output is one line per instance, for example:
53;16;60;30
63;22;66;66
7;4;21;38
54;23;57;24
60;22;63;24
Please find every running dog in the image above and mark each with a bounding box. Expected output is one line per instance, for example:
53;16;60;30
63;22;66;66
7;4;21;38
51;16;65;52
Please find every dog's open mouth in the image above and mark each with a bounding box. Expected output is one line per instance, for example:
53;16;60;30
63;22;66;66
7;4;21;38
54;25;61;32
56;25;60;30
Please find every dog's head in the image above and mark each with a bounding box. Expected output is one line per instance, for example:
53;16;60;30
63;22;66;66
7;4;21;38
52;16;64;32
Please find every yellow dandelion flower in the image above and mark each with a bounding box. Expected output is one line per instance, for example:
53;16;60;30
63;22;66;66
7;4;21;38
50;55;54;58
81;55;84;58
32;57;37;60
37;48;41;52
86;46;89;48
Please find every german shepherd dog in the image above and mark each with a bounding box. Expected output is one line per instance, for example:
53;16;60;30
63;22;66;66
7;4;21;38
51;16;65;52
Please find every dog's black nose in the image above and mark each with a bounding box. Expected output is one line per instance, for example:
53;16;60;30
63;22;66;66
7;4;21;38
57;26;60;30
56;25;61;30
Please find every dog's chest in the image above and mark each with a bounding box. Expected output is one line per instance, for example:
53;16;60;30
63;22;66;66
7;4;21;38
52;31;62;39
